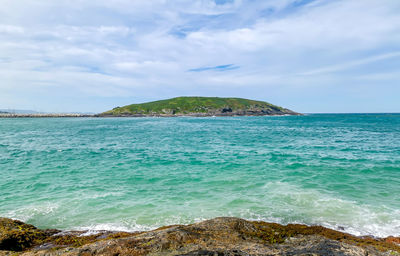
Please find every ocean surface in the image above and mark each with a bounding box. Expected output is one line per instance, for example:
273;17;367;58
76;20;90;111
0;114;399;237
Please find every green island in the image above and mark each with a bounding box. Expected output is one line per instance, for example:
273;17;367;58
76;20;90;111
99;96;300;117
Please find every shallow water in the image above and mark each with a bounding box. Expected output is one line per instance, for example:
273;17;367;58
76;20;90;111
1;114;399;237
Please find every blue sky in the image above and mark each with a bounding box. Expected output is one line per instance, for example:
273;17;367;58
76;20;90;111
0;0;399;113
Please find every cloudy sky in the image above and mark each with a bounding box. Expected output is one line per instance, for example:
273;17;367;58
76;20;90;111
1;0;399;113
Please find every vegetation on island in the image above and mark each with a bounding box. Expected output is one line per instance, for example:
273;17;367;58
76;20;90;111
100;96;300;116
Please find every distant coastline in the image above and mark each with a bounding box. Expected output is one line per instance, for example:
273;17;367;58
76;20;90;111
0;113;94;118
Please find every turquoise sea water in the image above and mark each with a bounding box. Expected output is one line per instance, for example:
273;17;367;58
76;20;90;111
0;114;399;237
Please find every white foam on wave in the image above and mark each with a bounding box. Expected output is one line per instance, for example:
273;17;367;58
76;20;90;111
83;191;124;199
4;202;59;222
2;182;398;238
73;221;159;233
70;215;213;235
257;181;400;237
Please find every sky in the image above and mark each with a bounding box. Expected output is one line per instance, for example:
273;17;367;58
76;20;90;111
1;0;399;113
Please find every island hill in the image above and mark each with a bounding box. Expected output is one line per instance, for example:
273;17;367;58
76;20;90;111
99;97;301;117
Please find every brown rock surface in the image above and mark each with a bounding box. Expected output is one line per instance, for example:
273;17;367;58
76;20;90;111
1;217;399;255
0;218;53;251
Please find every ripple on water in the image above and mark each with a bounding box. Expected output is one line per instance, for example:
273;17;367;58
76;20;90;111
0;115;399;237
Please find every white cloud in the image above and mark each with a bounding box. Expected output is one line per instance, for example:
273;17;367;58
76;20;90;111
0;24;24;34
0;0;399;112
299;51;400;76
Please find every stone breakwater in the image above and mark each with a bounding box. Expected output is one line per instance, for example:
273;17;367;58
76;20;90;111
1;217;399;256
0;114;93;118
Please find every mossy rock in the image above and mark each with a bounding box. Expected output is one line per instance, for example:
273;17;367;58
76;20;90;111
0;218;49;251
1;217;399;255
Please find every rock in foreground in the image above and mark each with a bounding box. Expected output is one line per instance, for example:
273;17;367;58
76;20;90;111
1;217;399;255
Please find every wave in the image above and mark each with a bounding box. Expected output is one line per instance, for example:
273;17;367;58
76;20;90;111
4;202;59;223
253;181;400;237
2;182;399;238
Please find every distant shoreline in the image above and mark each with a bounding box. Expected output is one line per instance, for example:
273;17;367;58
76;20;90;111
0;113;94;118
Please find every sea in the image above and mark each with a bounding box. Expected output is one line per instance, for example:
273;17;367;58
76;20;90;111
0;114;399;237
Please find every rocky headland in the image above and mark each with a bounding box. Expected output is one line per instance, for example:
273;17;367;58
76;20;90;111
1;217;399;256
